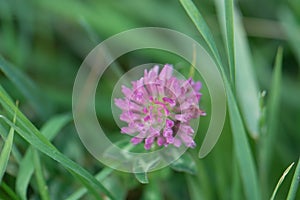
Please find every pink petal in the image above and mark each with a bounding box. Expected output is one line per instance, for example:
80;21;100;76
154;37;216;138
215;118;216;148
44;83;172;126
159;64;173;81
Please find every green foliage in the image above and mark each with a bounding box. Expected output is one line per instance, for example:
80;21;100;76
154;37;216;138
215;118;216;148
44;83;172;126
0;0;299;199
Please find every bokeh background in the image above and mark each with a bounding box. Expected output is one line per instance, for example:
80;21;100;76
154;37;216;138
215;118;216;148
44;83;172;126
0;0;299;199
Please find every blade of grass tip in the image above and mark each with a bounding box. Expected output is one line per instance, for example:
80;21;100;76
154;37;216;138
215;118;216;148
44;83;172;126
0;87;115;200
33;149;50;200
0;101;17;183
0;123;22;163
179;1;260;199
16;113;72;200
0;56;52;120
179;0;225;76
1;181;20;200
270;162;295;200
233;6;260;139
259;47;283;197
134;172;149;184
287;157;300;200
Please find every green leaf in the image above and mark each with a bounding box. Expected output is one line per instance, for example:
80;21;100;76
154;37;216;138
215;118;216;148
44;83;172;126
0;86;115;200
134;172;149;184
227;83;260;200
170;153;197;175
0;56;53;120
0;102;17;183
33;150;50;200
224;0;235;86
233;7;260;139
179;0;224;73
287;157;300;200
179;0;227;159
215;0;235;86
215;0;260;138
270;162;294;200
259;47;283;197
0;181;20;200
0;123;22;164
179;1;260;199
16;113;72;200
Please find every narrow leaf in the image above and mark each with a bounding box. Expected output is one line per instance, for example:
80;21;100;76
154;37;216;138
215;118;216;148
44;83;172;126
287;157;300;200
134;172;149;184
227;81;260;200
259;47;283;197
215;0;260;138
270;162;295;200
0;86;115;200
0;102;17;182
33;150;50;200
234;7;260;138
16;113;72;200
0;56;52;120
179;0;224;72
179;1;261;199
1;181;20;200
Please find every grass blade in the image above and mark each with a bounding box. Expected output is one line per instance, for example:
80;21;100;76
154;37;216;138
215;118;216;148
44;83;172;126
233;7;260;139
1;181;20;200
0;123;22;164
287;157;300;200
16;113;72;200
179;1;260;199
0;86;115;200
0;56;52;120
0;102;17;183
270;162;294;200
259;47;283;197
33;149;50;200
215;0;235;86
224;0;235;86
215;0;260;138
179;0;224;72
227;84;260;200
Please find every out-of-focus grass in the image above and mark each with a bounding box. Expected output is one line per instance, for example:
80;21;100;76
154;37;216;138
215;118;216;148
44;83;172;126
0;0;299;199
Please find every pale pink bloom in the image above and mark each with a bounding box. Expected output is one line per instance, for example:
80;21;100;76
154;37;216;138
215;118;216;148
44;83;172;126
115;64;205;150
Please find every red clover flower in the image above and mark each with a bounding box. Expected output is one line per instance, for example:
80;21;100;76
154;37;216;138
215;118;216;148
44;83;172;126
115;64;205;150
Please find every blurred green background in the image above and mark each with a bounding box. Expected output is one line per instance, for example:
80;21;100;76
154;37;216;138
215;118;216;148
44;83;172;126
0;0;299;199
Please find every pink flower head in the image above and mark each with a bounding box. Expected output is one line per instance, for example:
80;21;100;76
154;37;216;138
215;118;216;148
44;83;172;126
115;64;205;150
